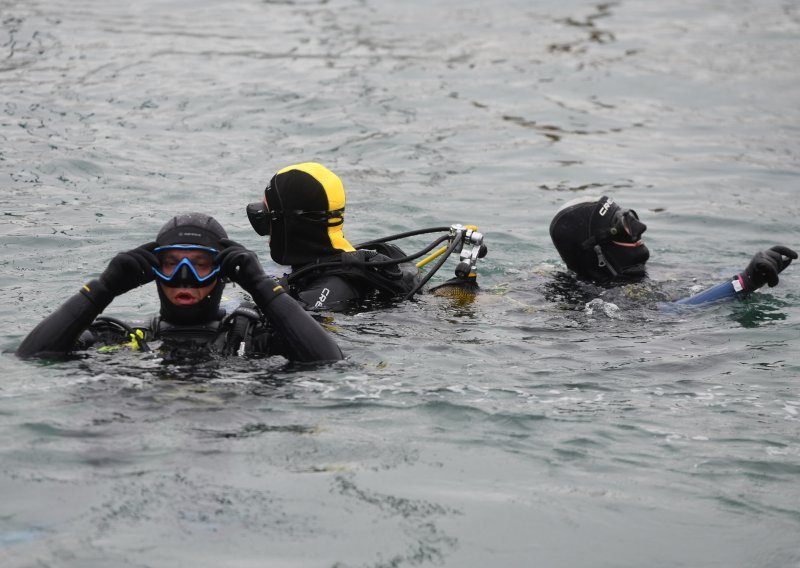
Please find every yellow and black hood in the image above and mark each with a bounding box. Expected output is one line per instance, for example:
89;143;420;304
265;162;355;266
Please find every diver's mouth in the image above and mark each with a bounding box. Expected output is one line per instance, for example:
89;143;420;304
172;290;199;305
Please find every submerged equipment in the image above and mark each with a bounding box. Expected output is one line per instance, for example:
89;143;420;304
94;315;151;352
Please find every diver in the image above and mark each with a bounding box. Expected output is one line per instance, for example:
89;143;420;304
548;195;796;306
16;213;343;362
246;162;473;311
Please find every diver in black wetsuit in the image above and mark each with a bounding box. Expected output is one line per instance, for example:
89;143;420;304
549;195;796;306
246;162;423;311
16;213;343;362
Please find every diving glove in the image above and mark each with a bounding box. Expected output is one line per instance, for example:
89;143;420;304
737;245;797;292
98;242;159;296
217;238;286;306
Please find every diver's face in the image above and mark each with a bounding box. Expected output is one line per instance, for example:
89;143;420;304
159;280;217;306
605;240;650;278
605;207;649;278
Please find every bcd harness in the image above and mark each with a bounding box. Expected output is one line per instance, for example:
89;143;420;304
94;304;265;356
282;243;420;298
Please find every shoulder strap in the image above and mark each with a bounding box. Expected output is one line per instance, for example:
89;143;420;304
290;250;420;297
221;302;263;356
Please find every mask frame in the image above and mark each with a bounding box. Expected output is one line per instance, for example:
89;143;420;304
153;245;220;288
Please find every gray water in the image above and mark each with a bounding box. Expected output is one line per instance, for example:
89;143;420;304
1;0;799;566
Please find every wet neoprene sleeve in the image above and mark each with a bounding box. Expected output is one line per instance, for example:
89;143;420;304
16;279;114;359
674;279;739;305
249;280;343;362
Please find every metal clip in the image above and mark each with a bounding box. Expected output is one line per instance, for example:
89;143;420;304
451;224;485;280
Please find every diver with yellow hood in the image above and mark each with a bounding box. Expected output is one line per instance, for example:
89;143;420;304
247;163;486;310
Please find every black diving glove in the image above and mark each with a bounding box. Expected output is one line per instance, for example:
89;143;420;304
98;241;159;296
738;245;797;292
217;238;286;306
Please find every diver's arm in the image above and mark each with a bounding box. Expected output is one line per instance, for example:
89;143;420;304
674;280;738;305
16;280;114;359
255;291;343;361
674;245;796;306
16;242;158;359
217;240;343;362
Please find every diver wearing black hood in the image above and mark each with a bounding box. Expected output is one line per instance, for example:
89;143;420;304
549;195;796;305
550;196;650;282
16;213;343;362
246;163;421;311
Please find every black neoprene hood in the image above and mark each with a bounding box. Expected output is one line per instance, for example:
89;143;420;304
549;196;650;282
156;213;228;249
265;163;354;267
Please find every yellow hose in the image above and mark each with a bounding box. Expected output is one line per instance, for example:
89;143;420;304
415;246;448;269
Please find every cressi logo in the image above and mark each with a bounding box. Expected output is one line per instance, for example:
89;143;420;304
314;288;331;308
599;198;614;216
178;231;203;238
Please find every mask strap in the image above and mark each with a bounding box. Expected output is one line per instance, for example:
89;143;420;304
292;209;345;227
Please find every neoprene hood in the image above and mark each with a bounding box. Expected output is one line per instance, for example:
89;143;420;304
263;162;356;266
549;195;650;282
155;213;227;325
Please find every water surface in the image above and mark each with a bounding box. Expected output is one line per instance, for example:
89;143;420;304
1;0;799;566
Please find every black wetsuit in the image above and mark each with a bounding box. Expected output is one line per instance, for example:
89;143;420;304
17;281;343;362
282;244;421;311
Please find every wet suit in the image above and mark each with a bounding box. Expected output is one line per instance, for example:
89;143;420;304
673;245;797;306
16;286;340;361
16;239;343;362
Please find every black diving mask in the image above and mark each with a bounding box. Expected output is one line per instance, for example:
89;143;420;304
247;200;345;236
247;201;281;236
153;245;220;288
608;208;646;243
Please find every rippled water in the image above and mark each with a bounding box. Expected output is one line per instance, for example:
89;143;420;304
2;0;799;566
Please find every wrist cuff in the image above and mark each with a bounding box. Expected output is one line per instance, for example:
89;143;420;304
80;279;115;310
250;278;286;308
732;274;745;293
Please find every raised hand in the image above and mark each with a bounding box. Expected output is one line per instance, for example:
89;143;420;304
739;245;797;292
216;238;285;304
99;241;159;296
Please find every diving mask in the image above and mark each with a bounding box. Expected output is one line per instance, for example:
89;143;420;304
247;201;279;236
153;244;220;288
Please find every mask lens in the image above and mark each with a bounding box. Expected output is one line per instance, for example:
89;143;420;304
610;209;644;242
159;251;215;277
622;210;646;241
154;246;219;287
247;202;271;236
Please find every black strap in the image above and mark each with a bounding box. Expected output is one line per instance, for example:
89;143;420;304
221;304;262;356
